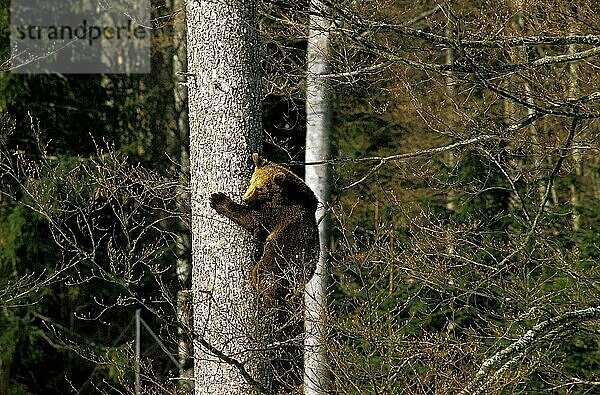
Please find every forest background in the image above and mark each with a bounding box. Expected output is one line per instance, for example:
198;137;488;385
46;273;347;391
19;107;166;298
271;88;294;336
0;0;599;394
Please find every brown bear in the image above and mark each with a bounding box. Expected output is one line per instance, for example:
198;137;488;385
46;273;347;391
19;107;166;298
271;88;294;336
209;152;319;306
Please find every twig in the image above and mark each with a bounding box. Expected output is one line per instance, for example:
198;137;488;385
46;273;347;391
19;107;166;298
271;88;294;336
494;113;579;271
461;305;600;395
339;134;495;190
193;335;272;395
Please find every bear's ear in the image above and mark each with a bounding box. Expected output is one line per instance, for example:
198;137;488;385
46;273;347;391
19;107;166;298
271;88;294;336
273;172;286;185
252;153;264;168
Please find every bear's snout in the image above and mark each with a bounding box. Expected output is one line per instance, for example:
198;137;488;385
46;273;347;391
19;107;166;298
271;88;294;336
242;188;256;202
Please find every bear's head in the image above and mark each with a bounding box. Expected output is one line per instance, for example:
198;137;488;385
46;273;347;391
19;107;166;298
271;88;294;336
242;153;287;206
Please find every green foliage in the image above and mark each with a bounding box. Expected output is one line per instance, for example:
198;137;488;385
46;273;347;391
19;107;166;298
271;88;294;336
0;16;182;393
0;205;26;275
104;345;133;384
0;312;38;395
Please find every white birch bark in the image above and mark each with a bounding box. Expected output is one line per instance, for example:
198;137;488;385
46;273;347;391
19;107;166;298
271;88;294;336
444;18;457;257
304;1;332;393
169;0;192;382
185;1;267;394
461;306;600;395
504;1;553;213
568;51;582;232
568;12;582;231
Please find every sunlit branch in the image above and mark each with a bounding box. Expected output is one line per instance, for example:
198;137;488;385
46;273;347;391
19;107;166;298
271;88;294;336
461;305;600;395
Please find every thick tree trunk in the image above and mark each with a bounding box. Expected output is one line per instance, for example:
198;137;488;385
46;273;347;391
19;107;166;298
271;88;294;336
185;1;267;394
304;1;332;393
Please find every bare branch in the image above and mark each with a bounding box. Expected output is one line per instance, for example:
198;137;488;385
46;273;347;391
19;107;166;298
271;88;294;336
462;305;600;395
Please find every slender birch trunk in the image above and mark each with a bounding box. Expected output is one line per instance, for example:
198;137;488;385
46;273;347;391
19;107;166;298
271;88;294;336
444;17;457;257
304;1;332;393
185;1;267;394
568;9;581;231
505;1;553;211
170;0;192;383
445;20;456;214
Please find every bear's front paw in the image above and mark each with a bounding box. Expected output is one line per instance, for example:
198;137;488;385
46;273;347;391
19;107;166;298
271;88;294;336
209;192;232;213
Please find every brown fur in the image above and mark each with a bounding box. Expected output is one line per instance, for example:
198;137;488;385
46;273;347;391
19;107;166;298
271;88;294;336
210;153;319;306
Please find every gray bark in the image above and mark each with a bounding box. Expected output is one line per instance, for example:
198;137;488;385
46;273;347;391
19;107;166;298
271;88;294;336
185;1;266;394
304;1;332;393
